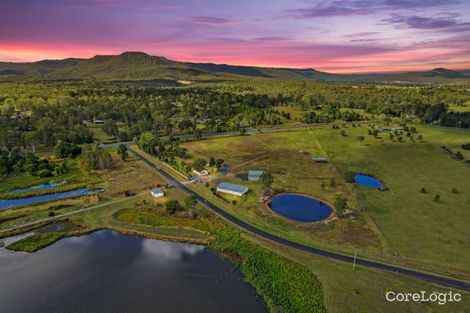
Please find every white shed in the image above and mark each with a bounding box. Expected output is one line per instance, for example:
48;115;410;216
151;188;165;198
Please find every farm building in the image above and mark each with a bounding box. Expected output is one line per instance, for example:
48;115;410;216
248;170;264;181
216;182;249;196
379;127;403;132
312;157;327;163
150;188;164;198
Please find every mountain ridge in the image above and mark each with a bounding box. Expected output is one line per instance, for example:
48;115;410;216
1;51;469;83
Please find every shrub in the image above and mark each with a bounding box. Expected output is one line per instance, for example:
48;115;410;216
334;197;348;216
54;140;82;158
209;227;326;313
344;171;355;183
165;199;183;214
192;158;207;171
36;168;52;177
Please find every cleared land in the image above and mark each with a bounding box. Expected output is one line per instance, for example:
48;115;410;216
181;129;386;255
181;125;470;279
315;125;470;278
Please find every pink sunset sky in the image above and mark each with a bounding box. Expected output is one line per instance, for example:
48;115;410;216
1;0;470;73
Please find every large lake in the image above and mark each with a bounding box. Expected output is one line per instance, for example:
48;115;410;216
0;230;266;313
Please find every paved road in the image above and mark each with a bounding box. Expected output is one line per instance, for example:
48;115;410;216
127;146;470;292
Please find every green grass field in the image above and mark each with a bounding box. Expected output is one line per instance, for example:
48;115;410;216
180;125;470;279
181;130;387;255
314;125;470;278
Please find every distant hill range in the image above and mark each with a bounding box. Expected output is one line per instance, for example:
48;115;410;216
1;51;469;84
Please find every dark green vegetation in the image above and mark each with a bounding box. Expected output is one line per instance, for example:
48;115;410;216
0;148;68;177
1;68;469;159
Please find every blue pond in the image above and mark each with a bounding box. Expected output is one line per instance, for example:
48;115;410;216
0;188;101;210
9;181;66;193
354;174;384;189
269;193;333;222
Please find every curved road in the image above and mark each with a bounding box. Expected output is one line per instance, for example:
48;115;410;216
127;146;470;292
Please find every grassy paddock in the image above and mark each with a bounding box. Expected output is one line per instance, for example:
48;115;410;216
314;124;470;278
180;125;470;278
180;131;386;255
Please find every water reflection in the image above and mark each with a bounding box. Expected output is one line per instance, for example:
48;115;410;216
0;230;266;313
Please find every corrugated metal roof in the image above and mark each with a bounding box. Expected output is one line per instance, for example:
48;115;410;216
216;182;249;194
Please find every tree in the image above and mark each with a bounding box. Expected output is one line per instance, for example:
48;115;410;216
102;119;119;137
81;144;113;170
54;140;82;158
209;157;215;167
117;144;128;161
260;172;274;189
98;151;112;170
334;197;348;216
165;200;183;214
137;132;157;155
434;194;440;203
340;130;347;137
24;131;39;153
215;158;225;169
184;195;197;210
192;158;207;171
420;187;426;193
357;135;365;144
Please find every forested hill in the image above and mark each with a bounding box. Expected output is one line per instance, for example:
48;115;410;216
0;52;223;83
1;51;469;83
186;63;470;83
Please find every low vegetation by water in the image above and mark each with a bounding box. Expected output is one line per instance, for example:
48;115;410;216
0;182;87;200
210;226;325;313
7;232;65;252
